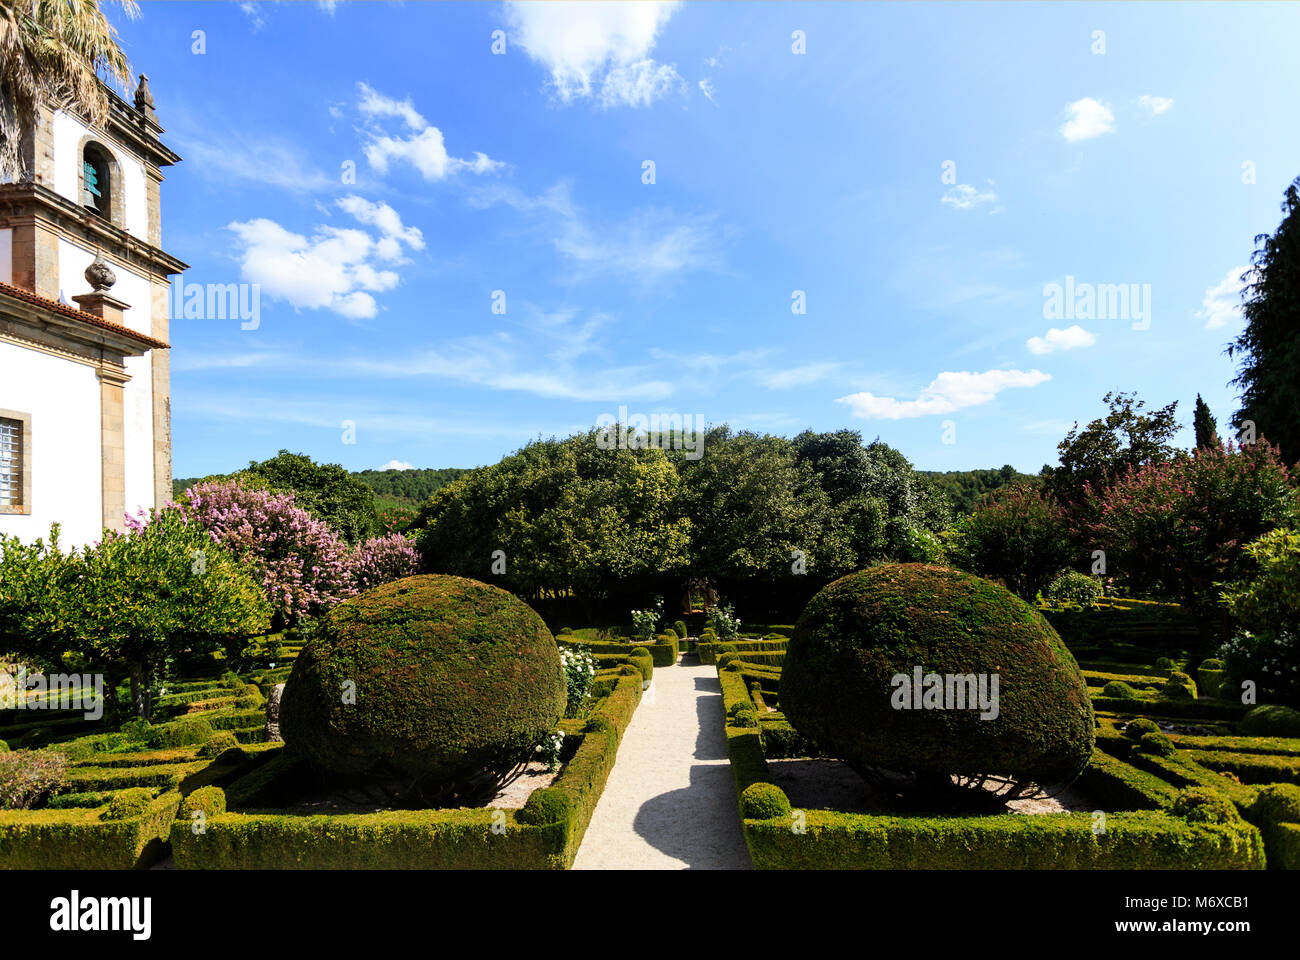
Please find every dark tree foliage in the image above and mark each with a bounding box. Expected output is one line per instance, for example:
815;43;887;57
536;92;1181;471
920;465;1039;515
1045;391;1181;508
1228;176;1300;464
1193;394;1220;450
354;467;470;503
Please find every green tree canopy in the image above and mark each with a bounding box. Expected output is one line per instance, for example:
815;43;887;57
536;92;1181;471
1229;176;1300;464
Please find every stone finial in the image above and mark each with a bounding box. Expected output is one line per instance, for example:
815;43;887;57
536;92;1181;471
84;251;117;293
133;73;156;121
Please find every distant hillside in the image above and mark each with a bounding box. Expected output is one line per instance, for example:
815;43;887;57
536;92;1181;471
919;466;1043;515
173;466;470;505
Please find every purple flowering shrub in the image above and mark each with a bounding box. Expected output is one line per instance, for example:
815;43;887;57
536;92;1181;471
352;532;421;591
175;481;358;624
170;480;421;624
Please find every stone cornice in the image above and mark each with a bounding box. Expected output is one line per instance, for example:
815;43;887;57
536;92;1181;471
0;291;157;368
0;182;188;278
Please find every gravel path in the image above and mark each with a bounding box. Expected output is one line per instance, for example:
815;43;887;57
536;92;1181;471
572;657;752;870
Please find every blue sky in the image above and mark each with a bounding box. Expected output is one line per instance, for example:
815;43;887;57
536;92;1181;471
111;1;1300;476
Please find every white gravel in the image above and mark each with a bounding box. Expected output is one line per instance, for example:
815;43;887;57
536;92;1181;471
572;658;752;870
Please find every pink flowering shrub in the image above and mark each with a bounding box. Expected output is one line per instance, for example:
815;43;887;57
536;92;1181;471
175;481;358;624
352;532;421;591
1085;441;1298;636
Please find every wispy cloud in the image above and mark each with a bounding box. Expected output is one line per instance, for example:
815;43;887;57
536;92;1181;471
941;183;999;211
836;368;1051;420
1198;265;1253;329
1137;94;1174;117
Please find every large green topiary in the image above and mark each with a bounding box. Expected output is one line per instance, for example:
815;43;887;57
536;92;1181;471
1239;704;1300;737
781;564;1095;792
280;575;565;793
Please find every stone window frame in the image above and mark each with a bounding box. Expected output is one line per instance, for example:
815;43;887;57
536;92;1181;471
77;136;124;227
0;408;32;516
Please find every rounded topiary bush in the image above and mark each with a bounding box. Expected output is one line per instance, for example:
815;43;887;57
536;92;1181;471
1139;732;1176;757
740;782;791;820
1155;656;1175;671
1124;718;1161;740
199;731;241;758
780;564;1095;790
517;786;574;826
1172;787;1238;824
1161;672;1197;700
1249;783;1300;826
280;575;566;791
178;786;226;821
1102;680;1141;700
1239;704;1300;737
101;787;153;821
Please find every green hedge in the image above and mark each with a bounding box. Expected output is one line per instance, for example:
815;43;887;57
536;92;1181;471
562;637;678;667
742;809;1264;869
1089;696;1247;722
699;638;787;665
171;671;645;870
0;790;180;869
1181;750;1300;786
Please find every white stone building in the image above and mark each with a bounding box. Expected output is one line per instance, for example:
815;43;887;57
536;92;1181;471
0;77;185;548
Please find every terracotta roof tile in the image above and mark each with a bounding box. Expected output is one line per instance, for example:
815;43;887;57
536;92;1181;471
0;280;169;351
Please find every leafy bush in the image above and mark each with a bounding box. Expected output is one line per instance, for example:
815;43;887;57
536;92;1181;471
781;564;1095;787
280;575;565;793
630;607;659;642
1047;571;1103;607
1239;704;1300;737
951;484;1072;601
672;620;688;638
1220;527;1300;706
706;603;741;641
0;749;69;809
559;647;597;716
740;782;791;820
228;449;381;543
1085;442;1297;637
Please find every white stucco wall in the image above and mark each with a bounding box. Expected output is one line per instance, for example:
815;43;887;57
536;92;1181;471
0;341;103;549
0;228;10;284
51;110;148;237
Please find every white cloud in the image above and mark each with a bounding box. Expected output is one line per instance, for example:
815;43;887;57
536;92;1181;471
698;77;718;106
1198;266;1253;329
1137;94;1174;117
505;0;685;107
357;82;427;130
335;195;425;251
941;184;998;210
1026;324;1096;355
357;83;503;181
836;369;1051;420
380;459;414;471
227;199;424;319
1061;97;1115;142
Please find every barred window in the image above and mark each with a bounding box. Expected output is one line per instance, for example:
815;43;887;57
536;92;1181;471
0;417;22;508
